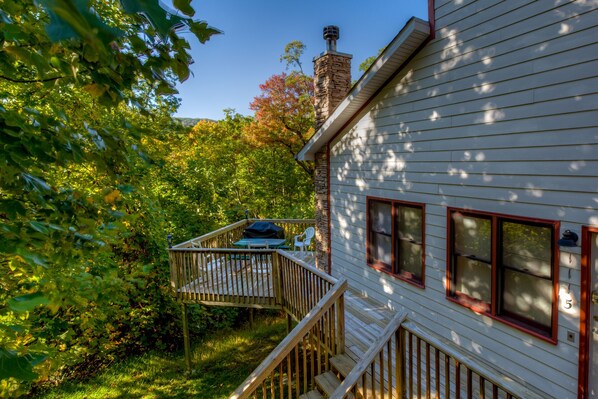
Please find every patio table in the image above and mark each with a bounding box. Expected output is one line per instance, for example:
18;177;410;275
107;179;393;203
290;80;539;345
233;238;287;249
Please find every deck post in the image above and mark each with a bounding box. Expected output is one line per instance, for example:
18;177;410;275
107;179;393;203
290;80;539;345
336;293;345;355
396;327;406;398
272;251;282;306
182;303;192;372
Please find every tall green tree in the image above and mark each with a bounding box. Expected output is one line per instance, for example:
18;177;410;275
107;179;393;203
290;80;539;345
0;0;219;395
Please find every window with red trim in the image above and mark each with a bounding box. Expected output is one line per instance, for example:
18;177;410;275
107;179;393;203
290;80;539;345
367;198;425;287
447;209;558;340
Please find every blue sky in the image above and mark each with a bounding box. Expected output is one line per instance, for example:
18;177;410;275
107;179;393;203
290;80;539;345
175;1;428;120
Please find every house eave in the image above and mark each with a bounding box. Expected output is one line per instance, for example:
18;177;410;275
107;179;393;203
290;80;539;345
297;17;431;161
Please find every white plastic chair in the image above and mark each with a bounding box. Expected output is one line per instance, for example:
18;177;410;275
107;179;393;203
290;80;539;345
294;227;315;252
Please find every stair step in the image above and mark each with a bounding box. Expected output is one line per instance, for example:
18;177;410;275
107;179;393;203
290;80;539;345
315;371;342;397
299;389;324;399
330;353;357;378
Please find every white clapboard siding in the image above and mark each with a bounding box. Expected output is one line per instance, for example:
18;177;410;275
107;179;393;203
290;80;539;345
327;1;597;398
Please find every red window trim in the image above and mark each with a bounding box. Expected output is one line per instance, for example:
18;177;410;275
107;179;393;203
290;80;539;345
578;225;598;399
366;196;426;288
446;207;560;344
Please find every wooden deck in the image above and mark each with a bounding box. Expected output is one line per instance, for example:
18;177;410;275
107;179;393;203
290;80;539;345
178;249;395;363
176;250;317;308
170;220;540;399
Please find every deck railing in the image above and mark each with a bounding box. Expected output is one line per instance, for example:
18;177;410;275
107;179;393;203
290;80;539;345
230;279;348;399
172;219;315;250
397;321;545;399
278;252;337;321
169;248;279;307
331;317;545;399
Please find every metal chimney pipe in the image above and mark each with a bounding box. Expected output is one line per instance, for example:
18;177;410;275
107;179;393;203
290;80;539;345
323;25;339;52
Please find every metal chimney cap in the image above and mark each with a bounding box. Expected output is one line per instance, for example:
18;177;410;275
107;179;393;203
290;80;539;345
323;26;340;40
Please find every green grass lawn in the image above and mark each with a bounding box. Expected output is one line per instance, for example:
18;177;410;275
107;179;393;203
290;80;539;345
33;314;287;399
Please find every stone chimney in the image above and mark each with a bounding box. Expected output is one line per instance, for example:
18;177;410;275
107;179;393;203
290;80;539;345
312;26;352;274
313;26;352;129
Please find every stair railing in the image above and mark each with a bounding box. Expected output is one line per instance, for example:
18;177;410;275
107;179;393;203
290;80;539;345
331;315;546;399
229;279;348;399
330;311;407;399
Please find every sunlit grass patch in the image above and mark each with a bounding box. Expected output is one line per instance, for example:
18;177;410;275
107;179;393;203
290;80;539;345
34;314;287;399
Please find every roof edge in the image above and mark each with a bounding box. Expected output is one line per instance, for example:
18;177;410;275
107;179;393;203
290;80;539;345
297;17;430;161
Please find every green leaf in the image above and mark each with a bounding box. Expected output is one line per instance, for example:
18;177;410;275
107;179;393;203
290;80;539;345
116;184;135;194
0;199;27;219
155;82;178;95
188;20;222;44
119;0;184;39
173;0;194;17
8;292;49;313
0;348;46;380
21;173;51;193
29;221;50;235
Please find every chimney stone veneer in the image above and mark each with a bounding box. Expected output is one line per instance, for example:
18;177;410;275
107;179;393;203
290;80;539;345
313;26;351;273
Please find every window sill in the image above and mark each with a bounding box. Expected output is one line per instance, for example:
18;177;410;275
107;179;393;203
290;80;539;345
367;262;425;289
446;295;557;345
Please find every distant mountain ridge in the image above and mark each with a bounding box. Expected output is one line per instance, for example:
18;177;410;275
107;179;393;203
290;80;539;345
176;117;216;127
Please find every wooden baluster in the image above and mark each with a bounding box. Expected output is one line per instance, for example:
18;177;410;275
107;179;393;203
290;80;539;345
455;360;461;399
287;353;292;399
249;252;256;304
180;252;188;301
259;252;266;302
324;310;330;371
295;344;300;398
396;328;405;399
426;341;431;399
435;348;440;399
225;252;234;300
379;350;385;399
466;367;472;399
492;384;498;399
270;370;275;398
316;320;322;376
236;253;243;298
445;355;450;399
409;331;413;398
479;376;485;399
208;250;216;302
279;363;283;399
417;336;422;399
241;252;248;304
371;362;376;399
387;340;392;399
308;330;315;393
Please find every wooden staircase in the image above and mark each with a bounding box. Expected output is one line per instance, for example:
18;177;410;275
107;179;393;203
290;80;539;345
301;354;356;399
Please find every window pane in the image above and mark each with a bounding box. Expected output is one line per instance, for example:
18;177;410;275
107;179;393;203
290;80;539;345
502;269;552;329
502;221;552;277
453;213;491;261
370;201;392;235
455;256;491;303
397;241;422;280
371;232;392;267
398;206;422;242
